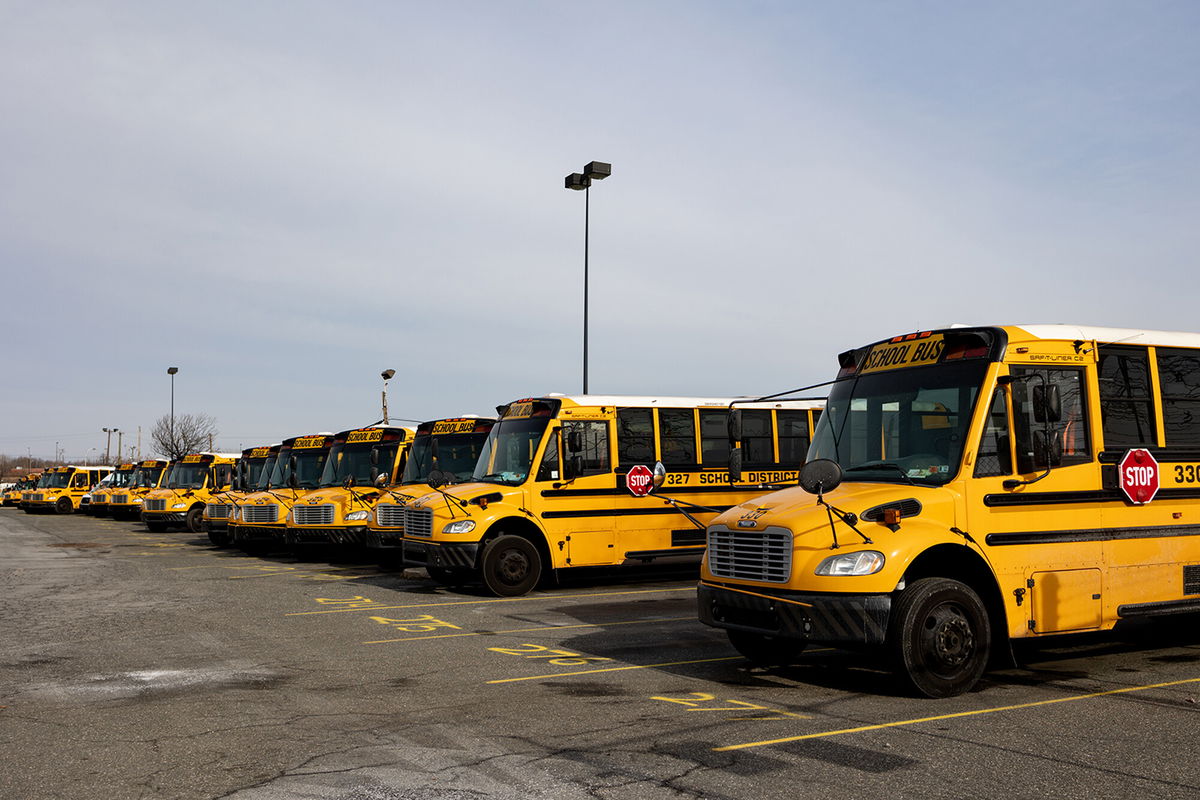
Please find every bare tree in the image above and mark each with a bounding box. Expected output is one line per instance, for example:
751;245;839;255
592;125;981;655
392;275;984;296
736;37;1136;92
150;413;219;460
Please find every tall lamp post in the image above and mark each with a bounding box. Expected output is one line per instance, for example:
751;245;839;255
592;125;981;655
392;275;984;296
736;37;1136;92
564;161;611;395
167;367;179;456
381;369;395;424
102;427;117;463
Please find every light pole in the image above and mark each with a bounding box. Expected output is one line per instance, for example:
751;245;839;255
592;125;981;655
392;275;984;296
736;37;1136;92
167;367;179;456
381;369;396;424
564;160;611;395
103;427;116;462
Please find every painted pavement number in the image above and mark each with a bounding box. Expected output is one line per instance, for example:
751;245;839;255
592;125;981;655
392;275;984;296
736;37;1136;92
652;692;809;721
489;643;612;666
369;614;461;633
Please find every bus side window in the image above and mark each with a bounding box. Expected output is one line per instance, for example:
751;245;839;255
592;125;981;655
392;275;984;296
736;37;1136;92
1156;348;1200;449
616;409;654;466
563;421;610;477
699;411;730;467
974;389;1011;477
1011;367;1091;471
1098;346;1156;448
658;409;697;468
777;410;811;466
536;430;560;481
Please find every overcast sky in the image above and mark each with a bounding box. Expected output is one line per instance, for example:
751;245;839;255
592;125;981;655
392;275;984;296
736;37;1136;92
3;1;1198;460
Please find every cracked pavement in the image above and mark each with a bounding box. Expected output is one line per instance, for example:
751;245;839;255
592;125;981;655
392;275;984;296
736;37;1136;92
3;510;1200;799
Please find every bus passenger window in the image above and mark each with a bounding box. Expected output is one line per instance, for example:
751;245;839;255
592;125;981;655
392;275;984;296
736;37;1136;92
699;411;730;467
616;409;655;465
563;421;610;476
1157;348;1200;449
1011;367;1090;469
741;411;773;466
1098;346;1155;448
659;410;696;467
974;389;1011;477
777;410;811;465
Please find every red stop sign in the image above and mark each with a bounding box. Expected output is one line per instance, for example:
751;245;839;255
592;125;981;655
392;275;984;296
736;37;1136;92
625;464;654;497
1119;448;1159;505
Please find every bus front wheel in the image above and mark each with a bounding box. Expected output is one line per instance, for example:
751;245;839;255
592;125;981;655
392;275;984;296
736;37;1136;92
185;507;204;533
889;577;990;698
480;535;541;597
55;497;73;514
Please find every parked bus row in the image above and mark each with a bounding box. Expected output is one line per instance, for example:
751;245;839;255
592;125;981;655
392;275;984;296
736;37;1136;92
8;324;1200;698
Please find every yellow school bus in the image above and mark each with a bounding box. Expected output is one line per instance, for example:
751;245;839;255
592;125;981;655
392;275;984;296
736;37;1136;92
109;460;170;520
699;324;1200;697
403;395;824;595
141;452;238;532
85;463;136;516
204;444;278;547
285;426;416;548
230;433;333;549
4;474;40;507
24;465;113;513
364;417;496;558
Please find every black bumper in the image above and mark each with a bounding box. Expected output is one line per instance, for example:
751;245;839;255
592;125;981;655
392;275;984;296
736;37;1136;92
697;582;892;647
283;526;367;546
231;524;285;543
402;539;479;570
364;529;404;551
141;511;186;523
206;520;229;531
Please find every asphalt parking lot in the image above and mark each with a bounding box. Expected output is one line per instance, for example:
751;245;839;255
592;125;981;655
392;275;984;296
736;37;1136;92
3;509;1200;800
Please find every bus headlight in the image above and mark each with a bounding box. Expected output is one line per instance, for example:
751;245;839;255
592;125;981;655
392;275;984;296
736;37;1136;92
172;503;186;510
345;511;369;522
443;520;475;534
815;551;885;576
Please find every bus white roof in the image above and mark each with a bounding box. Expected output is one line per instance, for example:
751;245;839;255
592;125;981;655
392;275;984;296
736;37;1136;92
542;394;824;410
1011;324;1200;349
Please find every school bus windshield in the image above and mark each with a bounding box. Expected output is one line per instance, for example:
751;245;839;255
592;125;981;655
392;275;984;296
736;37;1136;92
168;463;209;489
272;448;327;490
471;418;550;485
319;442;396;487
809;360;986;485
404;432;488;484
43;472;72;489
131;466;163;489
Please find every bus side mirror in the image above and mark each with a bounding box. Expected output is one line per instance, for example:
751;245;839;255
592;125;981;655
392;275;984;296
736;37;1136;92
431;438;440;464
567;430;583;454
370;466;379;482
370;448;379;466
1033;384;1061;423
427;470;445;489
727;448;743;484
652;461;666;490
288;471;298;489
374;472;388;488
727;410;743;444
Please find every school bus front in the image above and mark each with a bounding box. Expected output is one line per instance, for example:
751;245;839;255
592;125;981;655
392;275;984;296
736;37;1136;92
141;453;238;532
205;445;277;547
285;426;414;547
365;417;495;556
23;466;111;514
230;434;332;548
699;325;1200;697
109;460;169;520
403;395;822;596
86;463;136;516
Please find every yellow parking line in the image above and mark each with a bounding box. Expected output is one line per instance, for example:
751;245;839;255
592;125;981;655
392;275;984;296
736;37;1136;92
487;656;741;684
714;675;1200;751
364;615;695;644
287;586;694;615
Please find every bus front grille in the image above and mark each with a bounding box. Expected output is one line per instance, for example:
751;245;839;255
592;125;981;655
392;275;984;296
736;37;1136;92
376;504;405;529
206;503;231;519
144;498;167;512
111;494;129;505
241;505;279;524
404;507;433;538
707;527;793;583
293;504;334;525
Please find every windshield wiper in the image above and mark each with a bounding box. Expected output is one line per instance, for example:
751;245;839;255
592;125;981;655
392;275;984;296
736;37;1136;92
844;463;917;485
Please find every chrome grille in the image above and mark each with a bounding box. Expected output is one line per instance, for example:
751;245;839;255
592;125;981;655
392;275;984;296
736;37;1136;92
293;504;334;525
707;526;793;583
111;493;130;505
144;498;167;512
31;493;44;503
206;503;231;519
241;504;279;524
375;504;405;529
404;507;433;538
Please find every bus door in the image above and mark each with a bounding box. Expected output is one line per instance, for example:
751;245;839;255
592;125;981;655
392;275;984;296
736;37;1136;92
966;365;1105;634
537;418;615;567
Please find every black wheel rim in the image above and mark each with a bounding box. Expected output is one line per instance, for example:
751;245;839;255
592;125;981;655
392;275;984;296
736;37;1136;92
495;547;530;586
918;601;975;676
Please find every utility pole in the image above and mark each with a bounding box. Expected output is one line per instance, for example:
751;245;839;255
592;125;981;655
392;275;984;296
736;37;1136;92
117;430;124;462
137;426;142;460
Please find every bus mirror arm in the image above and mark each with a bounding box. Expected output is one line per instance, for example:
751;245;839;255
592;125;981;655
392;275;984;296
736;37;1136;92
652;494;717;530
814;491;873;549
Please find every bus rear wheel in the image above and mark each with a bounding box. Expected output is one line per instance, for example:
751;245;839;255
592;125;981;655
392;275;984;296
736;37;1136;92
889;577;990;698
726;629;807;667
480;535;541;597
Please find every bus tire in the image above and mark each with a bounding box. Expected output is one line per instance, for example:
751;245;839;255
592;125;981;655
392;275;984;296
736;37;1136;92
185;507;204;534
55;497;73;514
889;577;990;698
480;534;541;597
726;629;807;667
